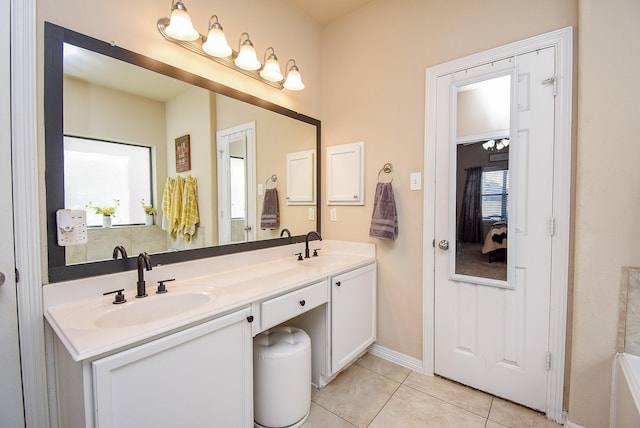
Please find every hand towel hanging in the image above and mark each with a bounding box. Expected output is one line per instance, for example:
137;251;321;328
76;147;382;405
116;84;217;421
161;176;175;232
179;175;200;242
369;181;398;241
260;188;280;230
169;175;184;241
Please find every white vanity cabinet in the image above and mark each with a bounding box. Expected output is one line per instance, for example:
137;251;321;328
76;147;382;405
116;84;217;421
54;307;253;428
330;263;377;374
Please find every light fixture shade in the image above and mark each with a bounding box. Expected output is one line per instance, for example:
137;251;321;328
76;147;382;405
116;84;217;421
283;60;304;91
165;1;199;41
482;140;496;150
235;33;261;71
259;48;283;82
202;16;232;57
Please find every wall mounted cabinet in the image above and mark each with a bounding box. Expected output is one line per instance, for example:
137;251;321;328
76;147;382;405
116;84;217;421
326;142;365;205
286;150;315;205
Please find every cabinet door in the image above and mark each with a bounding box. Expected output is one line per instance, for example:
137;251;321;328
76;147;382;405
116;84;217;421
92;308;253;428
331;263;376;373
326;142;364;205
286;150;315;205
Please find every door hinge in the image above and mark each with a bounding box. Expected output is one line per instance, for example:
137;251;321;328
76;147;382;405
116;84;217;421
546;352;552;371
542;76;557;96
15;268;19;284
432;239;435;248
549;217;556;237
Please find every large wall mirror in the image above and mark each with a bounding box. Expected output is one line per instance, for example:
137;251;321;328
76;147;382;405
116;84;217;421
45;23;321;282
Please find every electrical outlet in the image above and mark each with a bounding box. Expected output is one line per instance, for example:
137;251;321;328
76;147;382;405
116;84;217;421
308;207;315;220
330;207;337;222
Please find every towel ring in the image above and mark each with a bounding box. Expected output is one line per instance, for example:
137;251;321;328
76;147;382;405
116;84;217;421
377;163;393;183
265;174;278;189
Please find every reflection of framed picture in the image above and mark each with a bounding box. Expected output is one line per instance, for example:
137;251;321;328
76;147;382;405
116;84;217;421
175;134;191;172
489;152;509;162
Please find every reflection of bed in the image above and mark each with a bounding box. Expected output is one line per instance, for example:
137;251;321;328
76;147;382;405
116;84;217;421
482;222;507;263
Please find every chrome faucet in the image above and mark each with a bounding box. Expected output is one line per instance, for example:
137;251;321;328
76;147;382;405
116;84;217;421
136;252;152;298
304;231;322;258
280;228;291;237
112;245;128;260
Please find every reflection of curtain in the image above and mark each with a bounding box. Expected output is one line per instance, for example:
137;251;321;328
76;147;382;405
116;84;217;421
459;167;483;243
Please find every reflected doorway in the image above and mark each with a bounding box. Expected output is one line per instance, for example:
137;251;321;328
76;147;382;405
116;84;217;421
217;121;256;245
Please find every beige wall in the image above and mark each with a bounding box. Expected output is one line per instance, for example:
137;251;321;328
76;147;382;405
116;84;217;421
36;0;640;425
569;0;640;426
319;0;576;364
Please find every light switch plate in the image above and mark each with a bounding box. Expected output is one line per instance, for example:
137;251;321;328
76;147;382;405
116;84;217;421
330;207;337;222
410;172;422;190
308;207;315;220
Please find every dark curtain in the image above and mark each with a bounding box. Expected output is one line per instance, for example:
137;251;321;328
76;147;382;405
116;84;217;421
458;167;483;243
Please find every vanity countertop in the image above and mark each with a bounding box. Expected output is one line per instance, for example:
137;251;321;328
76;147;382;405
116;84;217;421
44;241;375;362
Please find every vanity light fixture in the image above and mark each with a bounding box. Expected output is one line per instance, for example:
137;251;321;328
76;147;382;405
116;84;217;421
157;1;304;90
201;15;232;58
259;47;284;82
283;59;305;91
234;33;261;71
164;0;200;41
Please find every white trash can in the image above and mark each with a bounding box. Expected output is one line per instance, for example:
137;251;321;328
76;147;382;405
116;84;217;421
253;326;311;428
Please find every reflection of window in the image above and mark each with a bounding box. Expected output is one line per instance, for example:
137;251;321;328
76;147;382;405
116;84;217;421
481;168;509;221
229;156;246;219
64;136;152;227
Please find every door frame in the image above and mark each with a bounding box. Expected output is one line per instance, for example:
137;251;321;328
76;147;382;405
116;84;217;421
423;27;573;423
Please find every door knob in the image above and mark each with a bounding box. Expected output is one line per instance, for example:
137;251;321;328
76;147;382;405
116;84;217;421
244;225;252;231
0;271;5;286
438;240;449;250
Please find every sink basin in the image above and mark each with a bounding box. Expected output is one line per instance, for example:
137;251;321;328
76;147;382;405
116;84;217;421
94;290;217;328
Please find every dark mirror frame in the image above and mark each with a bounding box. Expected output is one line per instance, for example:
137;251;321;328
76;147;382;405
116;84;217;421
44;22;321;283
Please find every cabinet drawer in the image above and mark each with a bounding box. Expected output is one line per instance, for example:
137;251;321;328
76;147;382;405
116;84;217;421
260;281;328;331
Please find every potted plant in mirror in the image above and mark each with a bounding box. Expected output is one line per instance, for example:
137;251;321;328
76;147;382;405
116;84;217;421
141;200;157;225
86;200;119;228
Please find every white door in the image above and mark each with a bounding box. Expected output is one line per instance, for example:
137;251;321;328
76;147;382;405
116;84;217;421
0;0;25;423
217;122;256;244
434;47;556;411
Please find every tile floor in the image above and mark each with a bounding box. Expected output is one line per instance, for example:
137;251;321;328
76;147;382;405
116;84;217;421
302;353;562;428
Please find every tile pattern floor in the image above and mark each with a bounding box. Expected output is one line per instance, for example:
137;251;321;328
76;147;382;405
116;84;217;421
302;353;562;428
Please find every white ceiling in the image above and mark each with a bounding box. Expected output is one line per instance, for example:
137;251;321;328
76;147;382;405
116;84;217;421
284;0;374;25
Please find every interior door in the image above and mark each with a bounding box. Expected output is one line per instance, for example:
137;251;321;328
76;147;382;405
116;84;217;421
217;122;256;244
0;0;25;423
434;47;556;411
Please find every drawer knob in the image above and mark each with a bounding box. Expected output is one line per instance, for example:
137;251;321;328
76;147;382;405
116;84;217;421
247;315;254;323
335;281;341;287
299;300;306;306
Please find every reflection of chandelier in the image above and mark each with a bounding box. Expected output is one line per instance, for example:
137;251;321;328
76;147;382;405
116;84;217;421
482;138;510;151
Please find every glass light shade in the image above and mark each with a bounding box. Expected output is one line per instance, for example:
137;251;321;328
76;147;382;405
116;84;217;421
260;56;283;82
482;140;495;150
496;141;504;150
235;41;261;71
203;27;232;57
165;7;199;41
283;66;304;91
501;138;510;147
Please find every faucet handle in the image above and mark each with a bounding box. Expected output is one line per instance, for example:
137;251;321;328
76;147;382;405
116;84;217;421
156;278;175;294
312;248;321;257
295;252;303;261
103;288;126;304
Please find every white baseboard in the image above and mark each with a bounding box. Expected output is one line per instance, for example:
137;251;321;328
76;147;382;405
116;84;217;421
368;344;425;373
562;414;585;428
